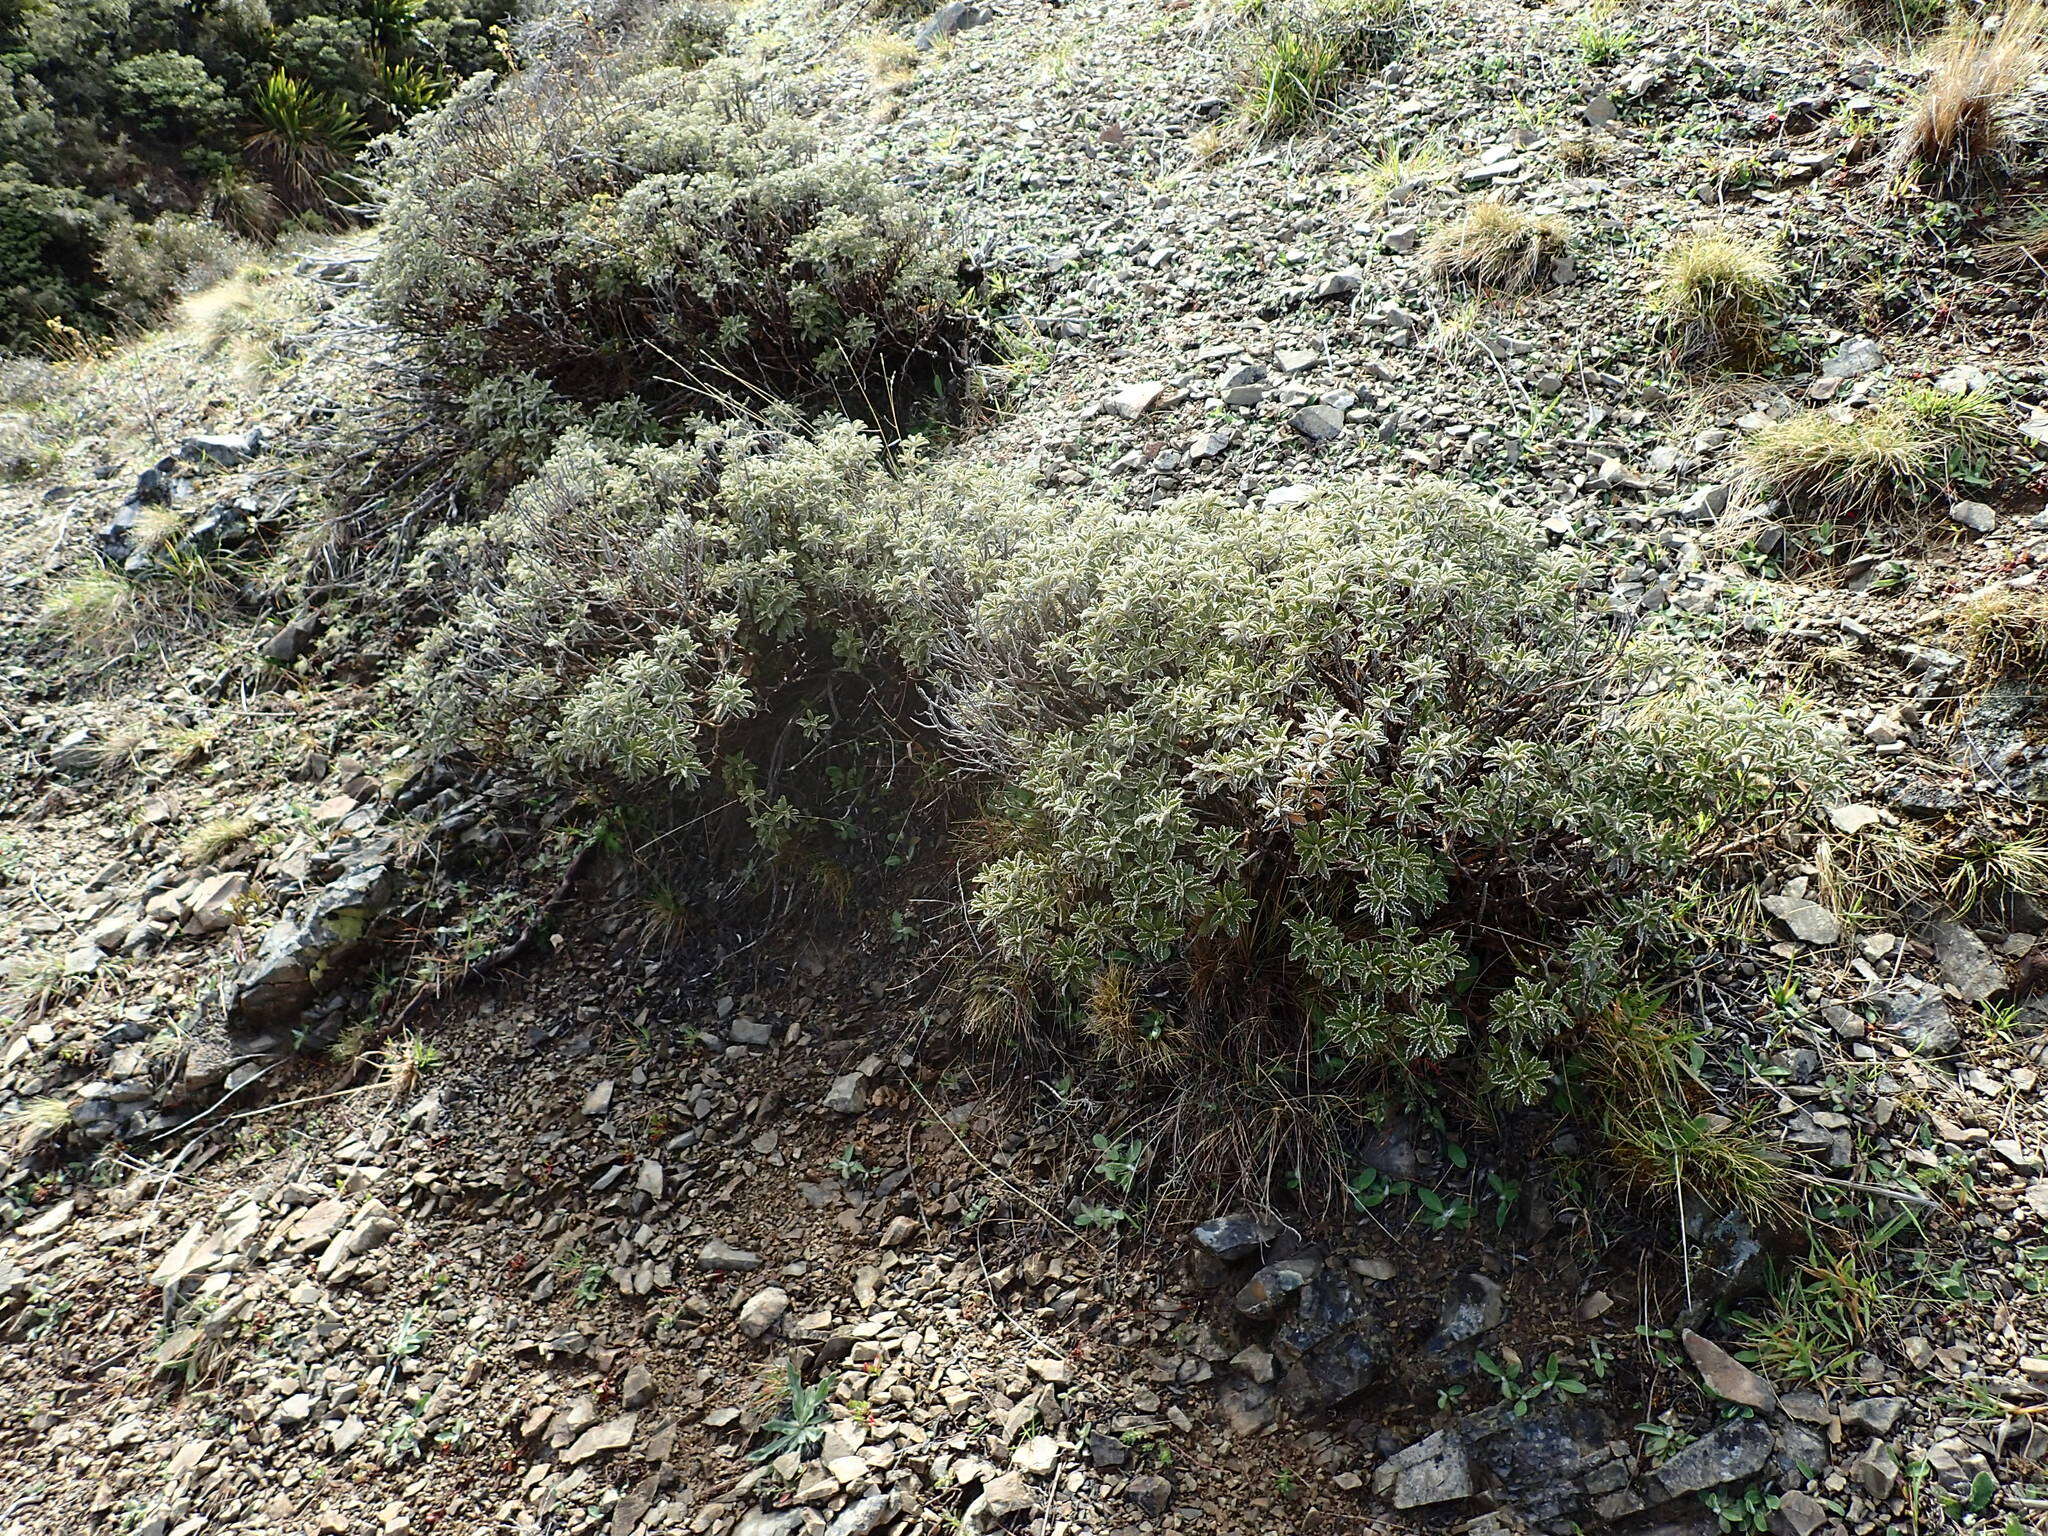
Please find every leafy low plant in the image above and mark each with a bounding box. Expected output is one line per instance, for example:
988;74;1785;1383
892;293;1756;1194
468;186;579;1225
750;1360;837;1462
1092;1134;1145;1191
1475;1350;1588;1415
1573;0;1639;65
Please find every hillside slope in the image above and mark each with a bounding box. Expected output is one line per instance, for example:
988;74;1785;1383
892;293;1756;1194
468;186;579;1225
3;0;2048;1534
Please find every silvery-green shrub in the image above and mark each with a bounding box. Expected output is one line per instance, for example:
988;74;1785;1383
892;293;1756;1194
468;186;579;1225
410;426;1842;1104
372;59;977;419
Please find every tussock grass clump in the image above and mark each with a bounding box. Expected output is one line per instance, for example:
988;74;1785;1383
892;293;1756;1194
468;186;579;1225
1740;384;2010;523
854;29;923;85
1988;205;2048;267
1647;232;1785;363
1890;381;2010;461
1574;0;1639;66
1740;410;1941;522
42;572;135;640
1565;1000;1792;1221
1237;0;1412;137
1888;3;2046;194
179;815;257;868
1955;586;2048;681
373;59;979;423
1421;200;1570;291
413;423;1841;1141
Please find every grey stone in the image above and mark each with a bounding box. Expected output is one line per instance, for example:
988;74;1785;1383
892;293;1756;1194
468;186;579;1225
180;430;265;468
1274;1269;1384;1407
226;862;395;1027
1821;338;1883;379
562;1413;636;1464
728;1015;774;1046
1191;1213;1282;1260
261;612;323;664
1930;921;2005;1002
1373;1429;1475;1508
1308;268;1362;300
1650;1419;1774;1498
738;1286;790;1338
1948;500;1997;533
1841;1397;1906;1436
1850;1446;1899;1497
1682;1329;1777;1412
1427;1272;1505;1350
967;1470;1035;1528
1772;1489;1828;1536
823;1071;869;1114
1876;986;1959;1056
1291;405;1346;443
826;1491;899;1536
1106;381;1168;419
913;0;989;48
699;1238;762;1272
274;1392;314;1426
1234;1255;1319;1319
620;1362;658;1410
1763;895;1840;946
1123;1473;1173;1516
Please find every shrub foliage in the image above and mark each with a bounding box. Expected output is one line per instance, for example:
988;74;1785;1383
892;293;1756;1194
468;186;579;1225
409;424;1841;1111
0;0;513;343
372;61;979;419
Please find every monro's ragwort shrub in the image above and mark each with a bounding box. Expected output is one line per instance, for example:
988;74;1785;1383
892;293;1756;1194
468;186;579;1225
372;60;979;419
409;424;1843;1111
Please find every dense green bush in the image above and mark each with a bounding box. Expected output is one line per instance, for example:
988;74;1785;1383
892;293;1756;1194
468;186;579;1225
0;0;514;345
372;59;979;419
407;424;1842;1110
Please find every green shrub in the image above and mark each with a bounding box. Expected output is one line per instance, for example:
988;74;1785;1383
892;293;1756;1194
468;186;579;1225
0;170;105;336
96;212;244;326
411;424;1841;1116
0;0;511;340
111;51;233;139
372;61;979;420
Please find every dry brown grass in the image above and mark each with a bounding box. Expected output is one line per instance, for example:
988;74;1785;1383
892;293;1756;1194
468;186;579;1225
1647;231;1786;363
1955;586;2048;681
178;814;257;868
1421;199;1570;291
1888;3;2046;193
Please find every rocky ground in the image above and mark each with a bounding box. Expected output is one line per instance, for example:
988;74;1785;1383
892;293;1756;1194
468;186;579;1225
4;0;2048;1532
